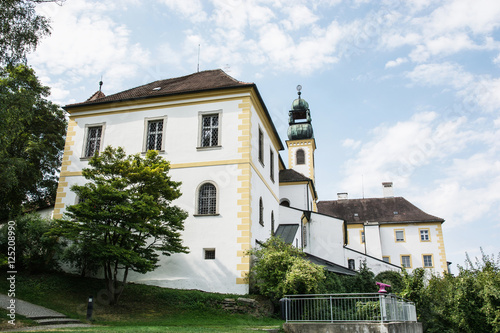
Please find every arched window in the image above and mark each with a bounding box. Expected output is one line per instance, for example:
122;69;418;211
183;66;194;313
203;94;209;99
296;149;305;165
259;197;264;226
198;183;217;215
280;199;290;207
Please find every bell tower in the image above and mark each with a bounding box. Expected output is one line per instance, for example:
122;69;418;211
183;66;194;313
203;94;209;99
287;85;316;182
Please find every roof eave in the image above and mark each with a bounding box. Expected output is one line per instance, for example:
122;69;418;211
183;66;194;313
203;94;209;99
63;83;256;111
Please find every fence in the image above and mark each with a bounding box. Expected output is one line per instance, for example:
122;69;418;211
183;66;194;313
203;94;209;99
280;293;417;323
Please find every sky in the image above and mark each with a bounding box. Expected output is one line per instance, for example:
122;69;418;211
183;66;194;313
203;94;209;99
30;0;500;273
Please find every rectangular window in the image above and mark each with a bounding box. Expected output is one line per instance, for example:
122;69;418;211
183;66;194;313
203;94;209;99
258;128;264;165
146;120;164;151
383;256;390;263
401;255;411;268
360;231;365;244
201;114;219;147
270;149;274;181
420;229;430;241
84;125;103;157
204;249;216;260
423;255;433;267
395;230;405;242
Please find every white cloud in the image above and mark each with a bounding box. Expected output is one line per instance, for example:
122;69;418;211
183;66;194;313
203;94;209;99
385;57;407;68
407;63;500;113
30;0;151;98
337;110;492;198
280;5;319;31
406;62;474;89
158;0;207;22
423;0;500;36
342;138;361;149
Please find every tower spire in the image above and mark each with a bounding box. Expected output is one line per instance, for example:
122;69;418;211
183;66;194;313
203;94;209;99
286;85;318;209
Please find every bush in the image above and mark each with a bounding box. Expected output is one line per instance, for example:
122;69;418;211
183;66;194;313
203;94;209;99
0;213;64;273
375;270;404;294
247;237;325;305
401;250;500;333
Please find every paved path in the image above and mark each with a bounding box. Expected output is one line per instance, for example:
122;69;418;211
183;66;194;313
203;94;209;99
0;294;93;332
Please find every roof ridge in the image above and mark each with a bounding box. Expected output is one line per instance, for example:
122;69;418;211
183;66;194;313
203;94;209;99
217;69;252;85
65;69;254;109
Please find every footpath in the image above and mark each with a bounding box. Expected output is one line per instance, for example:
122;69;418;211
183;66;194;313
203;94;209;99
0;294;93;332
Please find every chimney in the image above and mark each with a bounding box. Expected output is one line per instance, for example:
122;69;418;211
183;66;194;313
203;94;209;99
337;192;348;200
382;182;393;198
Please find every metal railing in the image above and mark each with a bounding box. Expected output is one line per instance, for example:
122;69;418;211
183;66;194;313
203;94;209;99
280;293;417;323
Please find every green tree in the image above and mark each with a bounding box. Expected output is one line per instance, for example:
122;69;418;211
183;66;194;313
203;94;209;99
247;236;325;304
400;268;433;328
375;270;404;294
0;0;65;65
399;251;500;333
54;146;189;305
342;261;378;293
0;64;67;220
0;213;63;273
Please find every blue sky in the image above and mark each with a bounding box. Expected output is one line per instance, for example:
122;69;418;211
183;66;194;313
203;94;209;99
31;0;500;273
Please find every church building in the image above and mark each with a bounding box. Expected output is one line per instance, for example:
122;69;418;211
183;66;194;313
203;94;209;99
54;69;448;294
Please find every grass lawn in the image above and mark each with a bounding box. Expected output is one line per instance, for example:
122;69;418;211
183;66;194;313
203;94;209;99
0;272;283;332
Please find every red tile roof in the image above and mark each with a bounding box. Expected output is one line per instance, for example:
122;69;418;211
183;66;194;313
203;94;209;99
317;197;444;224
63;69;285;151
65;69;254;108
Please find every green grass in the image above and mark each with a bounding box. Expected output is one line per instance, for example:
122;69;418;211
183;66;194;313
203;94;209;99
0;308;37;331
0;271;283;332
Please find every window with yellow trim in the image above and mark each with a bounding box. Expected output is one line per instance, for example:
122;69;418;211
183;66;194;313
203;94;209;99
383;256;390;263
401;255;411;268
419;228;430;242
395;229;405;242
423;254;433;267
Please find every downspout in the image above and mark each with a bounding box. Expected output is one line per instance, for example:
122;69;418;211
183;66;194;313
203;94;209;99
363;223;367;254
306;183;310;211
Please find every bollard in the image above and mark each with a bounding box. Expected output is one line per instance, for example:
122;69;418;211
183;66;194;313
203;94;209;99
86;296;94;321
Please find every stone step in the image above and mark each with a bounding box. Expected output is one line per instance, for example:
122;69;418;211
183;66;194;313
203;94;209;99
34;317;83;325
28;315;67;320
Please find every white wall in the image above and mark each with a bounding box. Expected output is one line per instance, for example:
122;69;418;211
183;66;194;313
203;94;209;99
249;104;280;247
280;183;313;211
305;212;345;264
57;94;266;295
344;247;401;275
278;206;303;248
379;223;446;274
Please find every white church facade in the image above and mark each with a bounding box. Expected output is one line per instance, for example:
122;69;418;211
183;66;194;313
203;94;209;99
54;70;448;294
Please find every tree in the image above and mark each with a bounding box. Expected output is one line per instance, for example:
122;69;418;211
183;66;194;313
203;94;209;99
399;250;500;333
247;237;325;305
0;213;64;273
54;146;189;305
374;270;404;294
0;64;67;220
0;0;66;65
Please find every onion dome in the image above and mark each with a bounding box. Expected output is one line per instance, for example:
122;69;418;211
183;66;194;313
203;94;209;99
287;85;313;140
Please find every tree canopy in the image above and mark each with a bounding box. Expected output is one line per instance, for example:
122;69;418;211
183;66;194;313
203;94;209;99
247;236;325;304
55;146;189;305
0;0;61;65
0;64;67;220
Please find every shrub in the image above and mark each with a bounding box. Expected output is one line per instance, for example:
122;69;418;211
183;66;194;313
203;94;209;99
0;213;63;273
247;237;325;305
